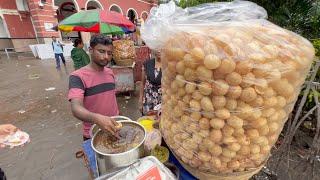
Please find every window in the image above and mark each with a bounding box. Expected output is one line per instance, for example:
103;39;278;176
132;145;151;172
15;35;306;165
0;18;9;38
16;0;29;11
110;5;122;14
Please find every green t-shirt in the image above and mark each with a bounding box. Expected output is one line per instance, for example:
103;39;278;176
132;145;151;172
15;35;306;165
71;47;90;70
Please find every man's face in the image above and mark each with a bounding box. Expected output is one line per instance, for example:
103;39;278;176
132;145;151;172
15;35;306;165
52;37;56;41
90;44;113;67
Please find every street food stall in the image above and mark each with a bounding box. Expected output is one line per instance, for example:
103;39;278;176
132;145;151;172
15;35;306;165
109;44;151;93
110;39;136;93
61;1;316;179
77;115;179;180
111;64;136;93
55;10;141;94
110;41;151;93
77;105;198;180
138;1;316;180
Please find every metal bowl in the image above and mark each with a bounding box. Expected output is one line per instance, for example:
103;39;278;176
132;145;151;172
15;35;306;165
91;120;147;176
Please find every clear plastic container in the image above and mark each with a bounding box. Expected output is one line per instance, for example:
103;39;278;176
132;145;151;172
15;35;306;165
95;156;176;180
141;0;315;176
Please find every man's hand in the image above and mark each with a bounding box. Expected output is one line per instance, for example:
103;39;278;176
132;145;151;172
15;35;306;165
0;124;18;148
93;114;120;138
0;124;18;136
70;99;120;138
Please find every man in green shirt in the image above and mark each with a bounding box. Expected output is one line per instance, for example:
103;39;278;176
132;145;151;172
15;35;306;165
71;39;90;70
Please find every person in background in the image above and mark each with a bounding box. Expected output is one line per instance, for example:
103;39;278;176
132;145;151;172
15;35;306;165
71;39;90;70
111;35;120;41
68;35;120;141
52;36;66;69
0;124;18;180
139;51;162;115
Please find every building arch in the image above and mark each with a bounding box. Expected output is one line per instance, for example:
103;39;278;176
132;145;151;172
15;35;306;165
53;0;80;40
126;8;138;23
141;11;148;21
53;0;79;12
0;17;10;38
16;0;29;11
109;4;123;14
85;0;104;10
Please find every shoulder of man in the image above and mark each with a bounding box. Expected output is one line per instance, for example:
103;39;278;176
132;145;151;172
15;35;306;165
104;67;115;79
69;69;87;89
69;75;83;90
71;66;88;75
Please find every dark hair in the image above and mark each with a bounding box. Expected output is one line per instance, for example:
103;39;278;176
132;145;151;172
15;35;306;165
73;38;82;47
52;36;56;38
90;35;112;48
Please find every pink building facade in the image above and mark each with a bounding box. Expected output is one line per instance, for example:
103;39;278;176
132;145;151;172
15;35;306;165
0;0;157;52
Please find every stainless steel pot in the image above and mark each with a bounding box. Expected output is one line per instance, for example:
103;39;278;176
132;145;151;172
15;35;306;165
91;120;146;176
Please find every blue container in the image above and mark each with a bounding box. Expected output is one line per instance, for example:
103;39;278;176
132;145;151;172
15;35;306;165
83;139;198;180
168;152;198;180
82;139;99;177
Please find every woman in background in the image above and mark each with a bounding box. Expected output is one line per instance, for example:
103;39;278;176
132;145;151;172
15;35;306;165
71;39;90;70
139;51;162;115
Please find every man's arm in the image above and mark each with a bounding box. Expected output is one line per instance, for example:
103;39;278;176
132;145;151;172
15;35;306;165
70;98;119;136
70;98;95;123
59;41;65;46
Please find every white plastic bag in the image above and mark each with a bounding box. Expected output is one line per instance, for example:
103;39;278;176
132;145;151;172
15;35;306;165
141;0;315;176
141;0;268;50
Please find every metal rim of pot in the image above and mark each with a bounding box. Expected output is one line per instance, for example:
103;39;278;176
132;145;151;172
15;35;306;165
91;120;147;156
89;116;132;138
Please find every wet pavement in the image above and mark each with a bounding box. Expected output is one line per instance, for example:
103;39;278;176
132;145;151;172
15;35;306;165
0;54;141;180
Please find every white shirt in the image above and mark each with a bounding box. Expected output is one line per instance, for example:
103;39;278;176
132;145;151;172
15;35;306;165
52;41;63;54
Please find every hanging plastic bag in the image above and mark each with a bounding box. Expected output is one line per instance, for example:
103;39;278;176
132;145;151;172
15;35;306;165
141;0;315;178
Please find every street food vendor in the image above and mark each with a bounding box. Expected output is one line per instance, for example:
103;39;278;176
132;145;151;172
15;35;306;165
68;35;119;141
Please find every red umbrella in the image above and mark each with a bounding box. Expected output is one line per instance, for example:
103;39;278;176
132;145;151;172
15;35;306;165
100;11;135;30
59;9;135;31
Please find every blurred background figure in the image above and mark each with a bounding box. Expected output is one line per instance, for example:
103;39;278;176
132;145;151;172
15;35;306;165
139;51;162;115
71;39;90;70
